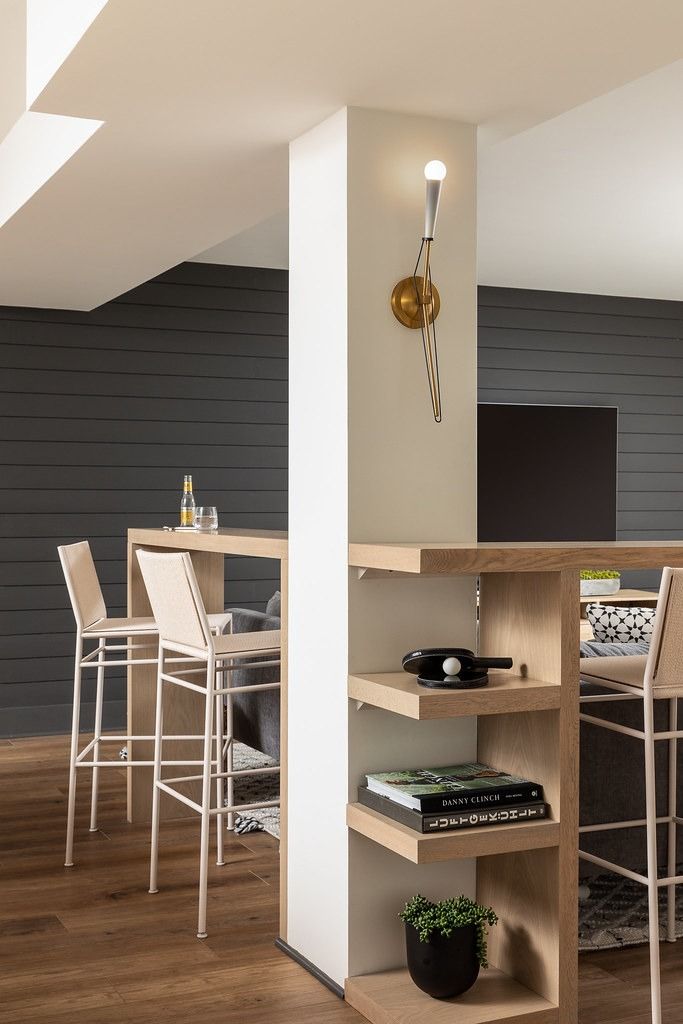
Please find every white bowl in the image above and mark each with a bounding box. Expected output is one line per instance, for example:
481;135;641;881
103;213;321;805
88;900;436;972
580;578;620;597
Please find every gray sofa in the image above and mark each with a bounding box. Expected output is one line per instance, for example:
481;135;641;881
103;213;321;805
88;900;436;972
579;639;681;875
227;592;281;760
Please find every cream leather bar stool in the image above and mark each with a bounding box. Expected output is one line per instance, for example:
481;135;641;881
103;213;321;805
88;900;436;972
58;540;231;867
579;566;683;1024
136;548;281;939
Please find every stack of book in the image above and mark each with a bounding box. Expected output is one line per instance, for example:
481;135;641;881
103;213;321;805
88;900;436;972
359;761;547;834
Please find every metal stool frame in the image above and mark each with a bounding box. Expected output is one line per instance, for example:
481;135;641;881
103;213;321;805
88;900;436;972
137;547;281;938
579;566;683;1024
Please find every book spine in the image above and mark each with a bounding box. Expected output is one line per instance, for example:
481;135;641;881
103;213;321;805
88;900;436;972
421;802;547;833
415;782;542;813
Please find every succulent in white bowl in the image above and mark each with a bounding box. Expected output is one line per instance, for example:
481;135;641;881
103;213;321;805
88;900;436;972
580;570;620;597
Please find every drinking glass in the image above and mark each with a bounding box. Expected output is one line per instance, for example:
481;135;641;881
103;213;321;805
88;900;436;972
195;506;218;532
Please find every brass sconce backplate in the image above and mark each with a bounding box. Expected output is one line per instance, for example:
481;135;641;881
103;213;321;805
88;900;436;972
391;276;441;329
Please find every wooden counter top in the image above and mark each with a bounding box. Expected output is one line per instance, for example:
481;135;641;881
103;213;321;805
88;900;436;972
349;539;683;575
129;527;288;559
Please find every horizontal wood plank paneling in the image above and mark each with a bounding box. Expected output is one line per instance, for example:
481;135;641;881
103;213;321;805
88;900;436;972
0;417;287;445
0;442;289;468
0;262;287;736
479;286;683;589
0;319;287;356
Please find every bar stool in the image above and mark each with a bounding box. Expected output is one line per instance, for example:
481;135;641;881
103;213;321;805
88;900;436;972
136;547;281;939
58;540;232;867
579;566;683;1024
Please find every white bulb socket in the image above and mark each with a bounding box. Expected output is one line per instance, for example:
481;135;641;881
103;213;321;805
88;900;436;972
424;161;446;239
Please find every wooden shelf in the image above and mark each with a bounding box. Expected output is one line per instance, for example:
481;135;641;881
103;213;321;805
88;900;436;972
349;539;683;576
345;967;558;1024
347;804;560;864
349;670;560;719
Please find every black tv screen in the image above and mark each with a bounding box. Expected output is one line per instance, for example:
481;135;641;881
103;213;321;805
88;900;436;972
477;404;617;542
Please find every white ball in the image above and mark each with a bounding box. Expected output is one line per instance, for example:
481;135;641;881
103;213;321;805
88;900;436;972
442;656;461;676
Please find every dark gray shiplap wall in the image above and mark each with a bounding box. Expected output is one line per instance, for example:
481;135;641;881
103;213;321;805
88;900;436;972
4;278;676;734
478;286;683;589
0;261;287;736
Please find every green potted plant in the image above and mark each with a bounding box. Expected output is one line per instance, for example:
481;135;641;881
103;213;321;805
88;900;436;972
580;569;620;597
399;894;497;999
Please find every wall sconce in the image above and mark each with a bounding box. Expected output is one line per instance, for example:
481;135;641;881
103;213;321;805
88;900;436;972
390;159;447;422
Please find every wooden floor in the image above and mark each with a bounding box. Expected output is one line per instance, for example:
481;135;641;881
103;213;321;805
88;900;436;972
2;736;683;1024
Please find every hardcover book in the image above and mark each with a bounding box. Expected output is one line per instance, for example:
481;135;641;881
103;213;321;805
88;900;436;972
366;761;543;813
358;786;548;834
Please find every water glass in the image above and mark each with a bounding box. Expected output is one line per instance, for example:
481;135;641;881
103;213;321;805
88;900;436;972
195;506;218;532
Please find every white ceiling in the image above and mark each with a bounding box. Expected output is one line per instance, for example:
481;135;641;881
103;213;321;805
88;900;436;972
2;1;683;307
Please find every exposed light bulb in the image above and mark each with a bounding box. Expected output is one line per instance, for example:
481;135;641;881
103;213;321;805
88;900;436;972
424;160;447;182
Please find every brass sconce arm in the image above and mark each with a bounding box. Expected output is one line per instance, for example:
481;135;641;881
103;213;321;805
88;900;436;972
417;238;441;423
390;160;446;423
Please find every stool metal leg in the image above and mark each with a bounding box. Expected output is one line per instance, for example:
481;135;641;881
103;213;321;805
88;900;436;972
197;655;215;939
644;692;663;1024
89;637;106;832
149;646;165;895
668;696;678;943
64;632;83;867
215;689;225;866
226;686;234;831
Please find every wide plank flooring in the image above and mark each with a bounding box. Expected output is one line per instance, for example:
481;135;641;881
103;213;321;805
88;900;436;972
0;734;362;1024
1;735;683;1023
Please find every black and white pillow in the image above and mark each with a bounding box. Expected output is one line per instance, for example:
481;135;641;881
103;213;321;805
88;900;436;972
586;604;655;645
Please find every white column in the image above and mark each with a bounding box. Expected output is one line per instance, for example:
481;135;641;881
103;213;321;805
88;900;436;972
288;107;477;987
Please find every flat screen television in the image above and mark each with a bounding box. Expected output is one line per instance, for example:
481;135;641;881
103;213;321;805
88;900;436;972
477;403;617;542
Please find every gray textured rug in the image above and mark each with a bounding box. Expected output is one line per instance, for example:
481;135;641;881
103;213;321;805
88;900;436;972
231;741;280;839
579;871;683;951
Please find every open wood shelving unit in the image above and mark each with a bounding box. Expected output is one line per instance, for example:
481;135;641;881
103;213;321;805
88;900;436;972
343;542;617;1024
344;541;683;1024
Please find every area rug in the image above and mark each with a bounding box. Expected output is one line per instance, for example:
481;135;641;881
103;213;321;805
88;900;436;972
119;741;280;840
231;741;280;839
579;871;683;951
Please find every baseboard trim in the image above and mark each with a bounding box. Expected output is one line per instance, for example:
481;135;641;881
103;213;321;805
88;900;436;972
274;937;345;999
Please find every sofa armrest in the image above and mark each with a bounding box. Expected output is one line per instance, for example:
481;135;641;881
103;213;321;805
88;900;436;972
227;607;281;634
580;640;650;658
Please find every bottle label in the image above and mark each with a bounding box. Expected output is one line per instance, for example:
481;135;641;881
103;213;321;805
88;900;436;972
180;508;194;526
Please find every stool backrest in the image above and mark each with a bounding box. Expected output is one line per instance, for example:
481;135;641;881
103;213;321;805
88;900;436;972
58;540;106;631
645;566;683;696
136;549;212;652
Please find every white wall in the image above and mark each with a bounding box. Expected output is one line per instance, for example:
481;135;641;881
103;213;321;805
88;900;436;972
191;211;289;270
288;107;477;987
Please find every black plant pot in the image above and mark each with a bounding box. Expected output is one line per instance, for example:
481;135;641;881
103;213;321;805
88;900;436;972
405;921;480;999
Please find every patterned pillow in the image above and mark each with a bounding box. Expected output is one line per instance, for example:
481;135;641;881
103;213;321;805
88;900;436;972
586;604;655;645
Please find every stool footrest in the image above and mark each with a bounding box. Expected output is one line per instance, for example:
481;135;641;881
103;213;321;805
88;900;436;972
155;779;280;819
